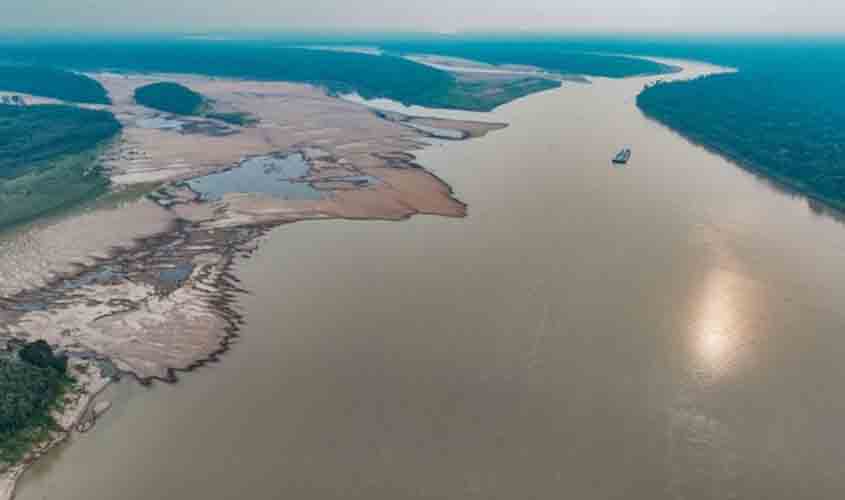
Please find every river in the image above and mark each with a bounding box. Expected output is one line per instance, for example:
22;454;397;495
15;60;845;499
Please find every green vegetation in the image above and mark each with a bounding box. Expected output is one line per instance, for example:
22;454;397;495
0;341;71;464
0;41;460;108
444;77;561;111
0;104;121;178
19;340;69;373
633;41;845;209
0;40;564;111
134;82;206;115
0;104;121;228
134;82;261;125
638;74;845;208
0;65;110;104
0;147;110;229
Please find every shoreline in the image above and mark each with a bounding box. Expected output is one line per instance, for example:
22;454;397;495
637;107;845;216
0;70;511;499
631;56;845;216
1;360;111;500
0;58;724;500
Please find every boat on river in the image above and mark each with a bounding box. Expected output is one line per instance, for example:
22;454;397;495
613;148;631;164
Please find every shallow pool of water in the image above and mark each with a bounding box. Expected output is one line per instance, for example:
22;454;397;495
187;154;322;201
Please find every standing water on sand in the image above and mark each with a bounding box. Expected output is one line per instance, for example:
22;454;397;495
187;154;323;201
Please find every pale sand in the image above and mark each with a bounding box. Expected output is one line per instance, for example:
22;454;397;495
0;73;502;379
0;72;507;499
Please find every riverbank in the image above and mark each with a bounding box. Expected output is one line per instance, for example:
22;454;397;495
636;50;845;213
3;58;724;499
0;69;510;498
15;51;845;500
1;360;110;500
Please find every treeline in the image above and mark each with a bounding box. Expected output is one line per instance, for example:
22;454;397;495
636;42;845;208
134;82;206;115
0;65;110;104
0;41;458;109
0;104;120;228
0;104;121;178
0;39;580;111
0;341;70;464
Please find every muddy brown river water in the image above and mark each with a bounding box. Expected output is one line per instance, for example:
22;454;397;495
14;61;845;499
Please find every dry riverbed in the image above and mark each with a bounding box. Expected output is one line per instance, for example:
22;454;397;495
0;73;505;498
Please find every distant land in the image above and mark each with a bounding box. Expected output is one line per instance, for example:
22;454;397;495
0;66;110;104
0;341;70;466
0;35;843;245
0;40;675;111
384;36;845;210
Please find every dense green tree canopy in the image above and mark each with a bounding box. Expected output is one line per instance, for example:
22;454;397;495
0;104;120;228
19;340;69;374
0;40;566;111
135;82;206;115
0;65;110;104
634;41;845;208
0;41;458;108
0;104;121;178
0;342;70;464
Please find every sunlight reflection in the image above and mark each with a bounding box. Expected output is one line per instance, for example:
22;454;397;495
689;265;749;381
700;330;730;365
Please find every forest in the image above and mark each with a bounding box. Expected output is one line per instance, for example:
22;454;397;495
0;41;460;108
0;65;111;104
0;104;120;178
0;39;593;111
0;104;121;228
0;341;70;464
135;82;206;115
134;82;259;125
632;39;845;208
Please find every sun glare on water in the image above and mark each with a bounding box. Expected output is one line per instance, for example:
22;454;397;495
688;265;755;382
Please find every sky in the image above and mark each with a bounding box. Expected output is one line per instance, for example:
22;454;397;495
6;0;845;34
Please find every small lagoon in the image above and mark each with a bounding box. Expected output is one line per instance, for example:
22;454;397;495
187;154;323;201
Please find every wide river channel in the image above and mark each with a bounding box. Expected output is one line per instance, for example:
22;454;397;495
16;61;845;499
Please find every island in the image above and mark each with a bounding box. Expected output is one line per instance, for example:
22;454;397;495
134;82;206;115
134;81;257;125
0;41;564;112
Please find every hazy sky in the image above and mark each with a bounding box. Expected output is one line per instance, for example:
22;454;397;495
7;0;845;34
